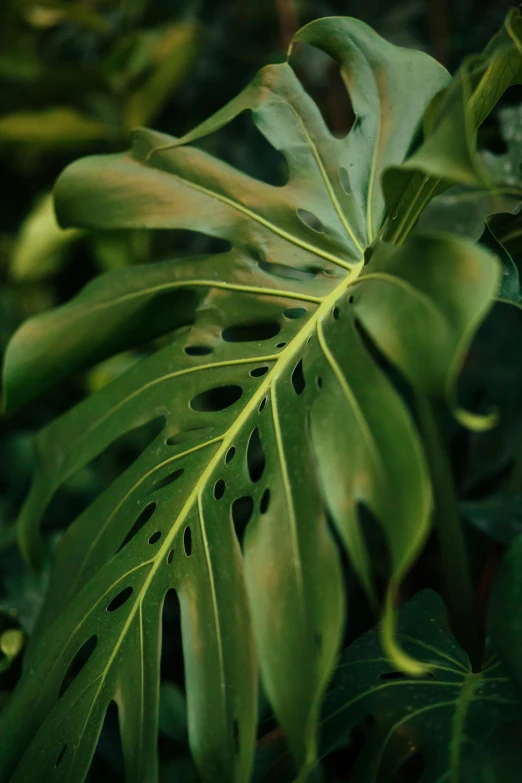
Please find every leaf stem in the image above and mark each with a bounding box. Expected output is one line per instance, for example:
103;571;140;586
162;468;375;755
415;394;483;670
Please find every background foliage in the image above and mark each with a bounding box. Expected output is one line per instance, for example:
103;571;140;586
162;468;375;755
1;1;522;781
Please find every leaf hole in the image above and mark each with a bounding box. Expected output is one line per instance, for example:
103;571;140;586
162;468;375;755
183;526;192;556
148;531;162;545
232;496;254;545
167;549;174;564
250;366;269;377
247;427;265;483
166;427;213;445
107;586;133;613
260;488;270;514
283;307;307;319
160;590;185;695
55;744;68;768
184;345;213;356
118;502;157;551
258;259;317;281
333;306;340;320
291;359;306;395
222;322;280;342
225;447;236;463
149;468;184;494
316;376;323;390
348;295;355;304
276;342;286;349
291;45;354;137
190;385;243;412
297;208;325;233
190;110;288;186
59;635;98;698
259;397;267;412
88;701;124;779
214;479;226;500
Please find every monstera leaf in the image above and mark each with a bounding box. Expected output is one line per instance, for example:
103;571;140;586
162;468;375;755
313;590;522;783
0;15;517;783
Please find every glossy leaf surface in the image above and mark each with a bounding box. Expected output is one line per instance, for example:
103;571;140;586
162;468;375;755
0;15;508;783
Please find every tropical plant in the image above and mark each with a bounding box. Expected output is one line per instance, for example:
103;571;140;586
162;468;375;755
2;9;522;783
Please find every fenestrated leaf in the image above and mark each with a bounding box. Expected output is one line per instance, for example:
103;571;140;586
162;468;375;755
0;16;503;783
319;590;522;783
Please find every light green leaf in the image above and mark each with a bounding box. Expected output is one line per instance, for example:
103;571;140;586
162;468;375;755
0;16;503;783
10;193;83;281
123;23;199;129
0;629;24;673
0;107;114;145
382;8;522;245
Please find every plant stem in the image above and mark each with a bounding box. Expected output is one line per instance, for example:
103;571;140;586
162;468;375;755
415;394;483;670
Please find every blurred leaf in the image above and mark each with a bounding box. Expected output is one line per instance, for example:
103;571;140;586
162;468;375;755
159;757;198;783
21;2;111;32
1;566;49;635
488;210;522;266
123;23;199;129
0;629;24;673
483;103;522;189
86;351;142;392
0;523;17;553
0;108;114;145
462;494;522;544
158;682;187;743
480;221;520;302
10;193;83;281
90;229;150;272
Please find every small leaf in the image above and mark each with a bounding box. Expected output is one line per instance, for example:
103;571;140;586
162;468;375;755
9;193;83;281
0;629;24;673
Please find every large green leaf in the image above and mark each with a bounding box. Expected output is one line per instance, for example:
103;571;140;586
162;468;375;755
0;16;503;783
